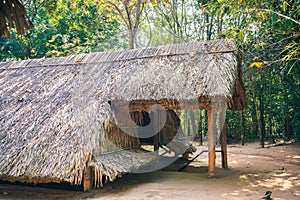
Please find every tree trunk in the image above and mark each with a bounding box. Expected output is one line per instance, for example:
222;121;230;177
190;111;196;138
283;87;291;140
221;124;228;169
268;77;274;142
259;69;266;148
250;99;258;138
250;87;262;146
240;111;245;145
198;110;203;146
185;110;190;136
129;30;135;49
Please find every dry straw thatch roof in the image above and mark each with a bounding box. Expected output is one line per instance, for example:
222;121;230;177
0;39;247;188
102;40;246;111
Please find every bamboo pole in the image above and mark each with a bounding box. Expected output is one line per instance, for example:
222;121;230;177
207;109;216;177
153;110;159;153
221;122;228;169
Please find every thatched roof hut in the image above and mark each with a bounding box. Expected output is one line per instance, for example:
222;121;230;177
0;39;246;190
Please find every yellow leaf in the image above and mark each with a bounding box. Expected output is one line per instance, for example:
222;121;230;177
151;1;158;7
282;54;291;61
45;42;50;47
98;35;106;39
283;1;290;12
257;11;266;20
72;38;80;44
250;61;264;68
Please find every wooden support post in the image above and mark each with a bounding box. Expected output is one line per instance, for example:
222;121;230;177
153;110;159;153
207;109;216;177
83;167;92;191
221;122;228;169
153;133;159;151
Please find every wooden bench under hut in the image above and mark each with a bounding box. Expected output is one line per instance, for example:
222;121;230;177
0;39;247;191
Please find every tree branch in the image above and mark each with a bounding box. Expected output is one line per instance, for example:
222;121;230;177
107;1;130;29
260;9;300;26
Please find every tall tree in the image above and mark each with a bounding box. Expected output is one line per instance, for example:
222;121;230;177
0;0;33;38
100;0;147;49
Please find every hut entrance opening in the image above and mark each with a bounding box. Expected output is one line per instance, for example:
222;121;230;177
109;101;193;157
130;109;182;154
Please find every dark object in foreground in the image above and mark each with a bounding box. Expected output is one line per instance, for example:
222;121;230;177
261;191;272;199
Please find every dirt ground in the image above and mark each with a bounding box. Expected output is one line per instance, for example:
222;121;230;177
0;142;299;200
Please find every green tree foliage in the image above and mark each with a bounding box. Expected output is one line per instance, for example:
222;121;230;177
201;0;300;144
0;0;121;60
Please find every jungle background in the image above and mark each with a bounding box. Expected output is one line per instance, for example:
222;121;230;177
1;0;299;147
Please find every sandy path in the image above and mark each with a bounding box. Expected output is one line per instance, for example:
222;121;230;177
0;142;299;200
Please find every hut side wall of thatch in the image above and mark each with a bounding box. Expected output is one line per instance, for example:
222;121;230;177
104;119;141;150
0;62;139;185
0;65;106;184
227;51;248;110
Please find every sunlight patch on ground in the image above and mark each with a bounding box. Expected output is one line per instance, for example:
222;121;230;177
247;155;258;158
222;189;254;200
239;172;299;193
240;175;247;180
240;174;259;179
252;176;297;191
239;174;260;185
285;154;300;164
292;155;300;159
241;188;250;192
286;155;300;159
228;160;238;167
227;191;239;196
293;190;300;196
273;173;292;177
